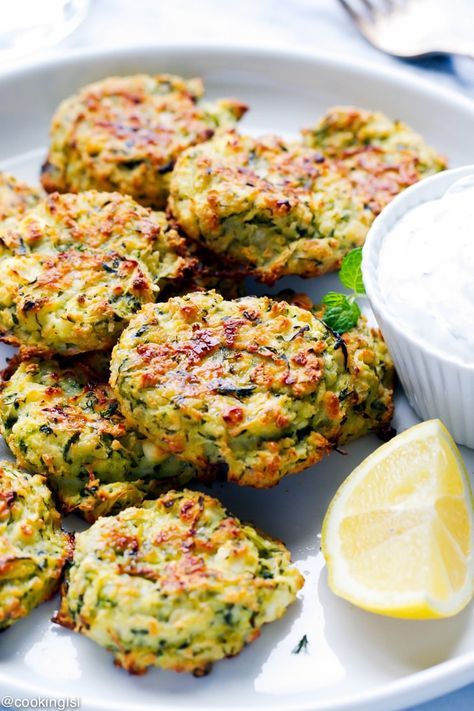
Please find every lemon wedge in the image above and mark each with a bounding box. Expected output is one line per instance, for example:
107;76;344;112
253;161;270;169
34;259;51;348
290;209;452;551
322;420;474;619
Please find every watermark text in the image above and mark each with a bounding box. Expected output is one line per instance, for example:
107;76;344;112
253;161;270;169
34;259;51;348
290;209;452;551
2;697;80;710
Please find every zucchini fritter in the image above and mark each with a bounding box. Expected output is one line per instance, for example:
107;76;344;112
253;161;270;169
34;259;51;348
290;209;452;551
0;249;156;356
110;291;394;488
0;461;69;630
169;117;444;283
41;74;247;209
0;191;198;355
54;489;303;674
0;357;195;522
0;190;191;289
0;171;41;230
169;131;375;283
301;106;446;215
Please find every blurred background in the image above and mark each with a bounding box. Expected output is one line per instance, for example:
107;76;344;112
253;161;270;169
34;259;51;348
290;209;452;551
1;0;474;97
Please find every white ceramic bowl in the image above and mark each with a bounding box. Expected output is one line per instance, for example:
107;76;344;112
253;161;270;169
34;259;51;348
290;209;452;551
363;165;474;449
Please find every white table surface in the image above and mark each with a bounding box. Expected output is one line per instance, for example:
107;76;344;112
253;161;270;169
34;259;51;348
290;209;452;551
1;1;473;709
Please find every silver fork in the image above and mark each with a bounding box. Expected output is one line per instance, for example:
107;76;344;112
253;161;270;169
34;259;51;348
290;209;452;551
338;0;474;60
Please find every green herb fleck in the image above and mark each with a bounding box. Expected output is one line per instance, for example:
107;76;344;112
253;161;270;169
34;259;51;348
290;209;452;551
215;384;256;397
101;401;119;418
4;415;17;430
292;634;309;655
63;432;80;463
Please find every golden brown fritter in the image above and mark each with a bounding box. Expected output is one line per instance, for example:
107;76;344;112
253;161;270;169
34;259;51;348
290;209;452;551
170;111;444;283
55;489;303;675
0;190;192;289
0;460;69;630
0;249;157;357
0;171;41;230
0;191;198;356
169;131;376;283
110;291;394;488
41;74;247;208
0;356;195;522
301;106;446;215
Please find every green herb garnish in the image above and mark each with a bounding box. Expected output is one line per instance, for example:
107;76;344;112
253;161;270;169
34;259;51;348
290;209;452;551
321;292;361;333
321;248;366;334
292;634;309;655
339;247;366;294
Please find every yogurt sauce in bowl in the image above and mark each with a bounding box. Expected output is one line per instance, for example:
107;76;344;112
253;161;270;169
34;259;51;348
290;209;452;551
377;175;474;366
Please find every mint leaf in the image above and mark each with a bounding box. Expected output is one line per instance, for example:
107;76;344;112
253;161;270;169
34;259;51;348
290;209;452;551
321;249;365;333
321;292;361;333
339;247;366;295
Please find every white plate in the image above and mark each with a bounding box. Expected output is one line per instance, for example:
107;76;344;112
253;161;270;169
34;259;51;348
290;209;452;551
0;45;473;711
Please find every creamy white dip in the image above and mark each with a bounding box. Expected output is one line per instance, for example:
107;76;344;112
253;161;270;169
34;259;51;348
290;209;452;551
377;175;474;365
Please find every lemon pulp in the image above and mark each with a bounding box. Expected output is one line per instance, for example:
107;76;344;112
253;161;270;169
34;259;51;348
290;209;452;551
322;420;474;619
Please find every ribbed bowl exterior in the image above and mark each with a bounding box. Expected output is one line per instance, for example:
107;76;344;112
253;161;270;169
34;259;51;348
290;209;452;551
363;166;474;449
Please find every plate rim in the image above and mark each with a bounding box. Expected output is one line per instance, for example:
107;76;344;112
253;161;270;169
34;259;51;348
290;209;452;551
0;42;473;711
1;41;474;113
